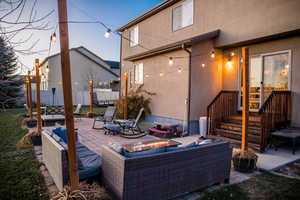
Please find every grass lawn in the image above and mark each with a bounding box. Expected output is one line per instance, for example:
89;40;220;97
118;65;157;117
200;171;300;200
0;109;48;200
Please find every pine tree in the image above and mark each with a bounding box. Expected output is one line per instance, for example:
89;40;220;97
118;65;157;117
0;36;23;109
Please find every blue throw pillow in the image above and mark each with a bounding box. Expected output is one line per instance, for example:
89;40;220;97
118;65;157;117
167;142;198;152
123;146;165;158
52;127;68;143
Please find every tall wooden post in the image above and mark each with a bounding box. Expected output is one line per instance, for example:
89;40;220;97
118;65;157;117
241;47;249;152
27;71;33;119
25;77;29;114
57;0;79;190
89;80;94;114
35;59;42;134
124;73;128;120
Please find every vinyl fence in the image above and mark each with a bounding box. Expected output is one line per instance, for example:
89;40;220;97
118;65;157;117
31;89;119;106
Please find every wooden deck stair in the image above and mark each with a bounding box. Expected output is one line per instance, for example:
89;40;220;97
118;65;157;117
213;114;262;151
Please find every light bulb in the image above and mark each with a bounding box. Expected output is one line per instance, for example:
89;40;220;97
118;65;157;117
231;52;235;56
178;68;182;73
159;72;164;77
201;63;205;68
51;32;56;41
46;66;50;73
104;29;111;38
211;51;215;58
168;57;174;66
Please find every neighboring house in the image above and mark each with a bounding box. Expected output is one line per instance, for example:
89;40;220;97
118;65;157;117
39;46;120;93
118;0;300;150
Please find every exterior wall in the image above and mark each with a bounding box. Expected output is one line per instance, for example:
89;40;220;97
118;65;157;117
123;50;189;121
221;36;300;126
46;50;118;93
121;0;300;60
190;40;222;120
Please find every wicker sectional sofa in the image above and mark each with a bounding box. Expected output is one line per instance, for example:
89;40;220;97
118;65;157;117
101;141;232;200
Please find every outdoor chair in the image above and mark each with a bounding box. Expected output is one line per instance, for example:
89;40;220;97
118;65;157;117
73;104;82;119
104;108;147;138
92;106;116;129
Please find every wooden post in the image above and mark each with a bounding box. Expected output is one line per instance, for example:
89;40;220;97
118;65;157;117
124;73;128;120
241;47;249;152
27;71;33;119
89;80;93;114
25;77;29;114
57;0;79;190
35;59;42;134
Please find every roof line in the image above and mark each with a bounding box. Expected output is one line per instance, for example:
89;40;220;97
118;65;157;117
116;0;180;32
124;30;220;61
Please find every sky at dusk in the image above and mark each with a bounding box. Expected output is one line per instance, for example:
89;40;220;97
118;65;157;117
14;0;164;73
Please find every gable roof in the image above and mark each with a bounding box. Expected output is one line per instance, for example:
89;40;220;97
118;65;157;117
104;60;120;68
117;0;181;32
40;46;119;77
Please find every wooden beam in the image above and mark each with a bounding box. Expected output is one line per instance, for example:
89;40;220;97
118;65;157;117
27;71;33;119
124;73;128;120
89;80;93;114
25;77;29;115
241;47;249;152
57;0;79;190
35;59;42;134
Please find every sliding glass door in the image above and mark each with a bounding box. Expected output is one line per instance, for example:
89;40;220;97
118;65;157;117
239;50;290;111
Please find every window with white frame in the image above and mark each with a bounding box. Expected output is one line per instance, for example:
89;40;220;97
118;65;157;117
129;26;139;47
172;0;194;31
134;63;143;84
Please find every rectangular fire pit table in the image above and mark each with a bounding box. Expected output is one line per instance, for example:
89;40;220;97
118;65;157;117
122;139;181;153
41;115;65;126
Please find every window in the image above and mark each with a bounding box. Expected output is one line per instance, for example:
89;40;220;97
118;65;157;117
134;63;143;84
129;26;139;47
172;0;194;31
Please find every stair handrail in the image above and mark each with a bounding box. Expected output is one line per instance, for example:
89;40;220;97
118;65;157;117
207;90;239;136
258;90;292;151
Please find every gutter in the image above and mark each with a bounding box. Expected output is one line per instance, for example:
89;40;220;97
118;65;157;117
182;44;192;135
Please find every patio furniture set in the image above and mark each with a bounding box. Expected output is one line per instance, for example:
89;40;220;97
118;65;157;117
42;124;232;199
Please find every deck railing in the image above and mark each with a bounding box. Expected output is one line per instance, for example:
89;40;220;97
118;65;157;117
258;90;292;151
207;90;239;136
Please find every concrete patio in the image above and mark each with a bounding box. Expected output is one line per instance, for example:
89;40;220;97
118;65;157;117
73;118;300;172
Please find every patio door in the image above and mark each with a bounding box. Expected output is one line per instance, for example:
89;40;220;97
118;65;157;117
239;50;291;111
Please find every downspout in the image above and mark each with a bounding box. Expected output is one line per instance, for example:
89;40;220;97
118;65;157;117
119;32;123;99
182;44;192;135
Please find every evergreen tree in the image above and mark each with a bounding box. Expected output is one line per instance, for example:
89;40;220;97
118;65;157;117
0;36;23;109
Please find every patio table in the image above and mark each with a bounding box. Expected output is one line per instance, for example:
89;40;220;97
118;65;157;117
42;114;65;126
122;139;181;153
271;129;300;154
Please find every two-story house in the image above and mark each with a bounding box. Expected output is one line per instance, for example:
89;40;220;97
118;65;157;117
118;0;300;151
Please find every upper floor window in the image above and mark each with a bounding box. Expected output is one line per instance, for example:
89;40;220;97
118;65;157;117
134;63;143;84
130;26;139;47
172;0;194;31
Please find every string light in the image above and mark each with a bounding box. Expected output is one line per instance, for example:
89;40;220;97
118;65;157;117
168;57;174;66
46;66;50;73
201;63;205;68
231;52;235;57
104;29;111;38
145;74;150;78
178;68;182;73
159;72;164;77
211;51;215;58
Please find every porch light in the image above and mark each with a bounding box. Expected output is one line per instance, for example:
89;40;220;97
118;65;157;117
211;51;215;58
201;63;205;68
226;59;233;70
168;57;174;66
104;29;111;38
